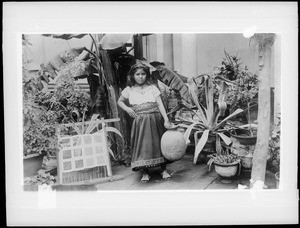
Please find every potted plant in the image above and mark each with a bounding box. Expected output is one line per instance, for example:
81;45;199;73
207;149;241;179
23;72;92;178
181;72;244;164
229;123;257;167
225;51;259;123
267;115;281;188
229;103;258;171
226;57;258;170
24;169;57;191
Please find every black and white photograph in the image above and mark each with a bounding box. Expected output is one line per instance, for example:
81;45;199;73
4;2;298;226
21;32;281;190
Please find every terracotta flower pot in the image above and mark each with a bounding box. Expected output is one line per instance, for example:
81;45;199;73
42;153;58;175
240;155;253;170
230;129;257;145
214;161;240;178
23;153;44;178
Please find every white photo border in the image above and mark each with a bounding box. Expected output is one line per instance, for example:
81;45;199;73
4;2;298;226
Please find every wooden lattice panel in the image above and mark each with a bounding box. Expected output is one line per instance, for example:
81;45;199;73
56;118;120;185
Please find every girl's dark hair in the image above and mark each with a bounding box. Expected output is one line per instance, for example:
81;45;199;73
127;63;152;86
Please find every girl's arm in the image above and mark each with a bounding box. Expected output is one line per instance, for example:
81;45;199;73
117;95;137;118
155;95;172;128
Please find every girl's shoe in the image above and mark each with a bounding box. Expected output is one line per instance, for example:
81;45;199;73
141;173;151;182
160;170;171;180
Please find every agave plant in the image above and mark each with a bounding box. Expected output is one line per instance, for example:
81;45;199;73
181;74;244;164
68;114;124;160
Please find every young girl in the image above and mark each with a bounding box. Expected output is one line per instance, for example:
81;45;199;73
117;63;172;182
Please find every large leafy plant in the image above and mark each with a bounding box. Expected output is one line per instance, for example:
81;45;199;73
227;72;258;123
216;51;259;122
23;75;91;156
182;74;244;164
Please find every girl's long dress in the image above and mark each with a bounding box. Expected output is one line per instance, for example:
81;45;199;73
130;102;167;171
121;85;168;171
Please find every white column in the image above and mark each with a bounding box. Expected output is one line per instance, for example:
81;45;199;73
173;34;182;73
156;34;164;62
181;34;197;78
163;34;174;70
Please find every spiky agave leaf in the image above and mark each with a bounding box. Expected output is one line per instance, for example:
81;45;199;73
183;122;201;144
205;76;214;124
193;129;210;164
217;132;232;145
215;134;222;155
104;127;124;140
187;82;208;126
212;108;244;131
107;147;116;160
97;126;124;159
85;114;100;134
207;158;215;172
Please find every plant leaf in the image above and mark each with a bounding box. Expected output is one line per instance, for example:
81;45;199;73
207;159;214;172
183;122;199;144
205;76;214;124
213;108;244;131
106;127;124;140
217;132;232;145
218;81;229;102
187;82;208;125
215;75;235;85
193;129;210;164
215;134;222;154
107;147;116;160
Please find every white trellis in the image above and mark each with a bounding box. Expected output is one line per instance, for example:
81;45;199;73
57;118;123;185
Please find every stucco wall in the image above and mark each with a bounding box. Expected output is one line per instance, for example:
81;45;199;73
195;33;260;75
144;33;262;77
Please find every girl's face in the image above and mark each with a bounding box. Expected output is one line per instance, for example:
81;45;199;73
133;68;147;85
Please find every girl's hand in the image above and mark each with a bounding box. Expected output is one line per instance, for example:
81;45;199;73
126;107;137;118
164;120;176;129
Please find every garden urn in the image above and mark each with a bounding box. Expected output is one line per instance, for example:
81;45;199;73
161;129;187;162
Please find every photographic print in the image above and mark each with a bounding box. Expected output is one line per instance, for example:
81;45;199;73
4;2;298;226
22;33;281;191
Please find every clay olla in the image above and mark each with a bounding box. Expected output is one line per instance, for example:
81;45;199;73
161;130;187;161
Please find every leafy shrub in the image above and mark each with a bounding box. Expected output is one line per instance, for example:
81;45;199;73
23;74;92;156
227;70;258;111
214;51;259;121
24;169;56;186
267;116;281;173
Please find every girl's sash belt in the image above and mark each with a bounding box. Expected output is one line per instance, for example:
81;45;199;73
132;102;159;115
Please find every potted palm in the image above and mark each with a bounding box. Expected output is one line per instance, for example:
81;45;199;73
180;73;244;164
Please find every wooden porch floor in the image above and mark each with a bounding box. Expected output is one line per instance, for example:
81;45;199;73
93;152;277;191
